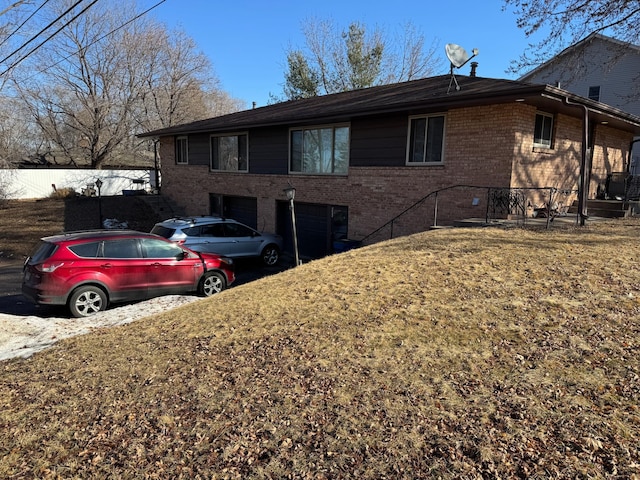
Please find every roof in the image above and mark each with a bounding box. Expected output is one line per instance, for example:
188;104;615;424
519;33;640;82
139;74;640;138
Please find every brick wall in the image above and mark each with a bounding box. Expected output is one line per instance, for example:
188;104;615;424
158;103;633;242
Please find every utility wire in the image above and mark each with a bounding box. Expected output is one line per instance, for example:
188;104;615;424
4;0;168;81
0;0;53;50
0;0;88;66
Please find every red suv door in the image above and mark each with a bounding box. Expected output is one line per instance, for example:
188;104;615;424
140;238;201;295
99;239;150;302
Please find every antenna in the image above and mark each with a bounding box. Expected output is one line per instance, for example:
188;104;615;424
445;43;478;93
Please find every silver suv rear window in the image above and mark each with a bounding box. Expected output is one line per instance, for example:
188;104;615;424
151;225;175;238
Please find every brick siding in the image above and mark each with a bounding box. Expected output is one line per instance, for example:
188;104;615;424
158;103;632;242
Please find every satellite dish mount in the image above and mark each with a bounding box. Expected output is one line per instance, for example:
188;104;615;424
445;43;478;93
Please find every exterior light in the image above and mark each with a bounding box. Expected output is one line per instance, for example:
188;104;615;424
284;186;296;201
95;178;104;228
283;185;301;266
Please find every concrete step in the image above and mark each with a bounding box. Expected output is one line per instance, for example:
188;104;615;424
138;195;185;219
567;199;632;218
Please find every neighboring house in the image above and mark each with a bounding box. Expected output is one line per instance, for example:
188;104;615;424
139;74;640;259
520;33;640;175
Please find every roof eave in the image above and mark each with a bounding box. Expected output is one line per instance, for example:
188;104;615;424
138;82;640;139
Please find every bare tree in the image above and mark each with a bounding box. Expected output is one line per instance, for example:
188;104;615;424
11;0;242;168
381;22;442;85
204;90;246;118
0;94;40;164
280;18;442;100
504;0;640;74
137;28;218;132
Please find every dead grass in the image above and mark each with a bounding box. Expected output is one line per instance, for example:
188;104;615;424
0;196;162;259
1;199;640;478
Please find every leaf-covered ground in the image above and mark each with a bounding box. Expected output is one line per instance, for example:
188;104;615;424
1;207;639;478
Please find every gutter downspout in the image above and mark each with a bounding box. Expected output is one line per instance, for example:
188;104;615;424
153;139;160;193
565;97;590;226
629;138;640;173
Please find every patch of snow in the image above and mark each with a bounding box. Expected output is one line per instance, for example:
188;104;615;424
0;295;201;361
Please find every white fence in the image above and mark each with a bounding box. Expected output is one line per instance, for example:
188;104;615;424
0;169;157;199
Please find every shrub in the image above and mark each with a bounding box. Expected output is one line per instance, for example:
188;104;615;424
49;187;76;198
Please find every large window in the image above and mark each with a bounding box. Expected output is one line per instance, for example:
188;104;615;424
176;136;188;164
534;112;554;148
290;125;349;174
211;133;248;172
407;115;445;164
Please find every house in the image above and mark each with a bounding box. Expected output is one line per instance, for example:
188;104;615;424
520;33;640;175
139;74;640;259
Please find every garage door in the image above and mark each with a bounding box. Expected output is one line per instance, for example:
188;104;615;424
277;202;348;259
210;194;257;229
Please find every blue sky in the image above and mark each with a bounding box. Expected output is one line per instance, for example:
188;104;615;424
146;0;541;107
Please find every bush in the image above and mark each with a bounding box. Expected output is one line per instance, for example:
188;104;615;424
49;187;76;198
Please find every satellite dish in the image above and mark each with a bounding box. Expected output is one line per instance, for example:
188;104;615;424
445;43;479;93
446;44;470;68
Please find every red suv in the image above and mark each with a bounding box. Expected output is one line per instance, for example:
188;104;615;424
22;230;235;317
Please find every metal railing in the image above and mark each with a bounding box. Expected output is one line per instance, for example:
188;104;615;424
359;185;579;244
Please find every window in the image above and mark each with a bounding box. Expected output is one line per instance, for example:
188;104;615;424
211;134;248;171
588;86;601;102
407;115;445;164
102;239;140;258
223;222;255;237
69;242;100;258
290;125;349;174
176;136;188;164
200;224;225;237
141;239;184;258
534;112;554;148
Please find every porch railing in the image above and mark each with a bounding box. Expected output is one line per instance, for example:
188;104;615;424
359;185;579;244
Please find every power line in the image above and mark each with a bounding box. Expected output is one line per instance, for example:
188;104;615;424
0;0;88;66
3;0;168;80
0;0;53;50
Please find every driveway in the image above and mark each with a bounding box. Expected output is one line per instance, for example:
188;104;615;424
0;255;294;317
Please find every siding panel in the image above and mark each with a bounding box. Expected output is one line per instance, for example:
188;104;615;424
187;133;210;166
248;127;289;174
350;115;408;167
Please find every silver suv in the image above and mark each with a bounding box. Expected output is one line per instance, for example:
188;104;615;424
151;216;283;266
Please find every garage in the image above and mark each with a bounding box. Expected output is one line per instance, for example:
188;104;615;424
277;202;348;259
210;194;257;229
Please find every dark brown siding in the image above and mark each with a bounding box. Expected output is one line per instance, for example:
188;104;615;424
187;117;411;171
187;133;210;166
248;127;289;174
350;115;408;167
